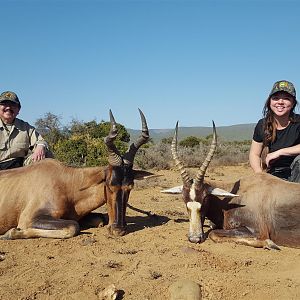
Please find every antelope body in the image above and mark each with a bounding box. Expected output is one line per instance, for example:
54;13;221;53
207;173;300;249
0;110;151;240
165;122;300;249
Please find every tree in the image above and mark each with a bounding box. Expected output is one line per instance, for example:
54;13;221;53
69;119;130;143
161;137;173;144
54;137;87;167
35;112;62;136
35;112;66;147
179;136;201;148
34;114;132;167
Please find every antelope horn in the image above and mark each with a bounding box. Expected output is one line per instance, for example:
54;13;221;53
171;121;193;186
123;109;149;165
194;121;217;186
208;187;239;197
104;110;123;166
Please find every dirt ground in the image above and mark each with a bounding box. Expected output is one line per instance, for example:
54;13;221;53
0;164;300;300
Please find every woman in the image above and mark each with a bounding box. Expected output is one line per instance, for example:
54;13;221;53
249;80;300;182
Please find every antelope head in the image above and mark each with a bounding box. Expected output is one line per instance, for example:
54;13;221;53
104;109;152;236
168;121;236;243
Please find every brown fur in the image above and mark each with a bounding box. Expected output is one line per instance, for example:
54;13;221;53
0;158;149;240
206;173;300;249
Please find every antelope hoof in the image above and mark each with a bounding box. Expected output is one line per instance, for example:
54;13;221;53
0;228;20;240
107;225;127;237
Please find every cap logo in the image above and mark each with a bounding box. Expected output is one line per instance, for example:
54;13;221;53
269;80;296;98
279;81;289;88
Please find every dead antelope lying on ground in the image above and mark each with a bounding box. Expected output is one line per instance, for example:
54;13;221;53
162;122;300;249
0;110;153;240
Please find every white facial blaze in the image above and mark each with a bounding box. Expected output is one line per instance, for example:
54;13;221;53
186;201;202;238
189;183;196;201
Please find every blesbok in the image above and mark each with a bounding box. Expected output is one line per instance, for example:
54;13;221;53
0;109;153;240
162;122;300;249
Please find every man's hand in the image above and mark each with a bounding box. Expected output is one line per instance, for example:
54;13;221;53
31;144;46;162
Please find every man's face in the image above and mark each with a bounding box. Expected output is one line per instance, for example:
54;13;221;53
0;101;20;124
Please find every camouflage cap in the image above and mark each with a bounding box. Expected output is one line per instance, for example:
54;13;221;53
269;80;296;98
0;91;21;106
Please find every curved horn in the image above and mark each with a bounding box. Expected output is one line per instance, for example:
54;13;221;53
104;110;123;166
171;121;193;186
194;121;217;186
123;109;149;165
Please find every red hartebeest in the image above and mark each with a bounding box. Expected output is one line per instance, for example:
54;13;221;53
162;122;300;249
0;110;152;240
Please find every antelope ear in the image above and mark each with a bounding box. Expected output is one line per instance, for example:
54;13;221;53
208;187;239;197
161;185;183;194
133;170;161;180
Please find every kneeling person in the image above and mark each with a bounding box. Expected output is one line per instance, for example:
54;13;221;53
0;91;53;170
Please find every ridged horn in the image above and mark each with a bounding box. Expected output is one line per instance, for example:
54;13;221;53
123;109;149;166
104;110;123;166
194;121;217;186
171;121;193;186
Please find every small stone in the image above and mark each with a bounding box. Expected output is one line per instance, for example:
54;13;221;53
98;284;118;300
169;279;202;300
80;237;97;246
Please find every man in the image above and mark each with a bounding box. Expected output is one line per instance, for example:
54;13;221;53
0;91;52;170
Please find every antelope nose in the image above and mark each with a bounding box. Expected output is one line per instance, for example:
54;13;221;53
188;233;205;243
189;237;200;243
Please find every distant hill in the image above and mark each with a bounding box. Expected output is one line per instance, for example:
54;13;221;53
128;123;256;142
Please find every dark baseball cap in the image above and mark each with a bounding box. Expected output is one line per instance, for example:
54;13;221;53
0;91;21;106
269;80;296;98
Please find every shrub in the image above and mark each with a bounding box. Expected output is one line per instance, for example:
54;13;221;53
134;140;251;170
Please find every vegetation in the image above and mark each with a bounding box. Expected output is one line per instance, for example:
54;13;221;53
36;113;252;169
35;113;130;167
135;139;251;170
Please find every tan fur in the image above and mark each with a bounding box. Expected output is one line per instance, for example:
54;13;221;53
209;173;300;249
0;159;107;238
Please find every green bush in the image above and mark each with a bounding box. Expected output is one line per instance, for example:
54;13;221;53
179;136;201;147
54;137;87;167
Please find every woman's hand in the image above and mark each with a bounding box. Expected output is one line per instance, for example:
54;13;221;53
265;151;281;167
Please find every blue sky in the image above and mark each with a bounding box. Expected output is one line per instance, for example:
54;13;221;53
1;0;300;130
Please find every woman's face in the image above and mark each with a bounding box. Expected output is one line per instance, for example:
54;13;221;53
269;92;295;118
0;101;20;124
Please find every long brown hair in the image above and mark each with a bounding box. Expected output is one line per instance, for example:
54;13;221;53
262;94;298;145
